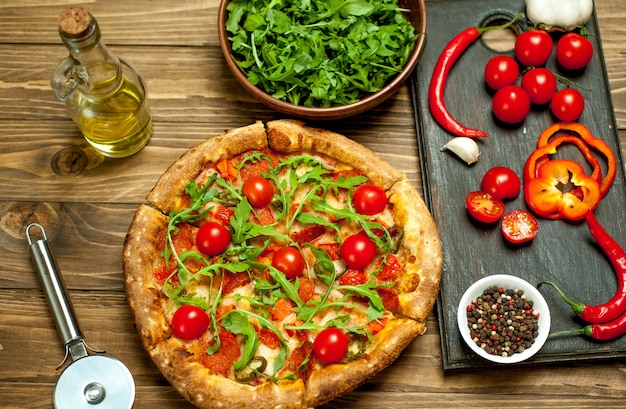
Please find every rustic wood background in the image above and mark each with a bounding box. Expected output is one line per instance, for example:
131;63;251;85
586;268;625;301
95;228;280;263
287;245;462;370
1;0;625;408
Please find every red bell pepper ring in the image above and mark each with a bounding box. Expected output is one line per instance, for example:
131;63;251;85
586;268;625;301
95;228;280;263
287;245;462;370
527;134;603;184
535;122;616;197
524;159;601;221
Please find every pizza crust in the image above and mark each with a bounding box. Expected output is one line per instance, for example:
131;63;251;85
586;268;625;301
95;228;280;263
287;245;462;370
266;119;404;190
147;121;268;213
305;318;423;407
123;204;173;349
151;338;307;409
388;179;443;323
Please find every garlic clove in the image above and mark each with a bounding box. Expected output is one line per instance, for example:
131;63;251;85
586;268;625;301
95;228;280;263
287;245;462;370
440;137;480;165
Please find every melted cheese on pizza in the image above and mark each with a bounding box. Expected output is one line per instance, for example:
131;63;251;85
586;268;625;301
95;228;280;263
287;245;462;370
155;148;406;383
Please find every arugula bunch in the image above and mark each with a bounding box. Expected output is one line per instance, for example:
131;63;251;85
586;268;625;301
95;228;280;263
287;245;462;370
226;0;419;107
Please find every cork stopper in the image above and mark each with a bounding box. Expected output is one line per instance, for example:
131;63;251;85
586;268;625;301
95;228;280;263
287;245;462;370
59;7;92;38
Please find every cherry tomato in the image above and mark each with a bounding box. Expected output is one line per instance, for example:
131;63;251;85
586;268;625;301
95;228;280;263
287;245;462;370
340;233;377;271
196;222;231;256
492;85;531;124
551;88;585;121
353;184;387;215
556;32;593;71
481;166;521;201
272;246;305;278
171;305;210;340
501;210;539;244
242;175;274;208
514;30;554;67
484;55;519;91
520;68;557;105
465;191;505;224
313;328;349;364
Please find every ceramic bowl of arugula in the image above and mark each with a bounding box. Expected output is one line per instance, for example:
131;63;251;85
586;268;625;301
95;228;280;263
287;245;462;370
218;0;426;120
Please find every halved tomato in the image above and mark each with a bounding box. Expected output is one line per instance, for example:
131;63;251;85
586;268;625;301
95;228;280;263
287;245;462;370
501;210;539;244
465;191;505;224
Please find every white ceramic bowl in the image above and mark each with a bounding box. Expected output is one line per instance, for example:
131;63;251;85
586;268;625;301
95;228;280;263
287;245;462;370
457;274;551;364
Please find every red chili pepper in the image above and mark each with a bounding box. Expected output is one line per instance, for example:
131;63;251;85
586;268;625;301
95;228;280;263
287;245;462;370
428;16;521;138
429;27;488;138
535;122;616;197
539;211;626;324
583;310;626;340
550;309;626;341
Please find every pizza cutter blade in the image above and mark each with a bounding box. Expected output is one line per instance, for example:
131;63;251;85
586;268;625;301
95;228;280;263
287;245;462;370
26;223;135;409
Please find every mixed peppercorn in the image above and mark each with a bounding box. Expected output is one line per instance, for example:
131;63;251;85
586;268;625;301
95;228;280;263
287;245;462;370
466;286;539;357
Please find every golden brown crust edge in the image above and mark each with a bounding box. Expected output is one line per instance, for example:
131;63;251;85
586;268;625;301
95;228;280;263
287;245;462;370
123;204;172;350
266;119;404;190
150;338;308;409
147;121;268;213
388;179;443;323
305;318;423;407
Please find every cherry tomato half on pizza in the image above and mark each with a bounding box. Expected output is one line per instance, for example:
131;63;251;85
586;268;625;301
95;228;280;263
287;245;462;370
272;246;305;278
196;222;231;256
242;175;274;208
313;328;349;364
353;184;387;215
340;233;377;270
171;305;210;340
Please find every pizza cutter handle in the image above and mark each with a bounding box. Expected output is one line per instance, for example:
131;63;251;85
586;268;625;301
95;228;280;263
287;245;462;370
27;223;84;348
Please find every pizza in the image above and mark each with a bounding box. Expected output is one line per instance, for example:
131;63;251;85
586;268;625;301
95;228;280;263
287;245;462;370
123;119;442;408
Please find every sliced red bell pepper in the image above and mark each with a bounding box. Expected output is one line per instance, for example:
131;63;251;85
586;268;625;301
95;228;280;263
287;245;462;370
529;134;602;185
524;159;601;221
535;122;616;196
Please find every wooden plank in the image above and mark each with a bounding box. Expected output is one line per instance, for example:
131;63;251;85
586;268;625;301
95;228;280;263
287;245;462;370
0;43;418;126
0;114;421;205
413;0;626;370
3;288;626;409
0;202;136;290
0;0;217;47
596;0;626;130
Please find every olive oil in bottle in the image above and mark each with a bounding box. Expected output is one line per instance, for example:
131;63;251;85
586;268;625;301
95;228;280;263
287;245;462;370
52;7;152;158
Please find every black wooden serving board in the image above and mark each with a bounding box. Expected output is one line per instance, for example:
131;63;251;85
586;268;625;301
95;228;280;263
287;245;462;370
411;0;626;370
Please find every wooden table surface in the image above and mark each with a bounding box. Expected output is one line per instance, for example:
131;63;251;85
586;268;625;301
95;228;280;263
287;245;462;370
1;1;625;408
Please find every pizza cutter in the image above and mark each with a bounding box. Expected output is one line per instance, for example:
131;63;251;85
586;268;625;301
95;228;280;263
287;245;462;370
26;223;135;409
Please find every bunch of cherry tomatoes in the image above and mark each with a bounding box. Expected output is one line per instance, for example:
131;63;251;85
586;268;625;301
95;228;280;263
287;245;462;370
485;30;593;124
464;29;596;244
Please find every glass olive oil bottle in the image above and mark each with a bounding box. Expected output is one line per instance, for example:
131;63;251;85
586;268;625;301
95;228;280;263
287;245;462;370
51;7;152;158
